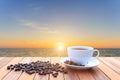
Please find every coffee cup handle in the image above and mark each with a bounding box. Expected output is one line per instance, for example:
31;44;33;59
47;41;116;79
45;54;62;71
93;49;100;57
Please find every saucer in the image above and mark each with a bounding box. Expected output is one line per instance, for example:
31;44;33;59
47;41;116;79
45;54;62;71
61;57;100;70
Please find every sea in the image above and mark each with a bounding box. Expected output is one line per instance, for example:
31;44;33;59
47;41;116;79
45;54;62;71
0;48;120;57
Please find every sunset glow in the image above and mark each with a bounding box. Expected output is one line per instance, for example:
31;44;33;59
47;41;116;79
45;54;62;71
57;42;64;50
0;0;120;48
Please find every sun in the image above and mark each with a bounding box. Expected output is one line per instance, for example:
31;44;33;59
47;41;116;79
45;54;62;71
57;42;64;50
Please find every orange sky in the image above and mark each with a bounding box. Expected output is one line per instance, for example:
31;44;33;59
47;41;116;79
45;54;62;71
0;40;120;48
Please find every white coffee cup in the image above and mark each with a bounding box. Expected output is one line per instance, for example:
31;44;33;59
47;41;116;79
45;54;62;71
67;46;99;65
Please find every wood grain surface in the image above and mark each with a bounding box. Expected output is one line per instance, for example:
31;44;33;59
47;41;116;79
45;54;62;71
0;57;119;80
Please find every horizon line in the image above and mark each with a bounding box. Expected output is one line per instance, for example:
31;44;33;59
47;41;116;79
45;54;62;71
0;47;120;49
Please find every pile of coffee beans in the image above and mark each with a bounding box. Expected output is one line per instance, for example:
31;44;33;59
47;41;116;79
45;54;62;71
64;60;85;66
7;61;68;78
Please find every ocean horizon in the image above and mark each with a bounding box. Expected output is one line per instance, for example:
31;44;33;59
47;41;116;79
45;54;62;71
0;48;120;57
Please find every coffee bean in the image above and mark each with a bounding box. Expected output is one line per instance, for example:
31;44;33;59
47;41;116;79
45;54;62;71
28;71;35;75
11;67;14;70
63;70;68;74
61;67;64;70
43;72;46;75
7;66;10;70
10;64;13;67
7;60;68;77
55;63;59;66
15;68;20;71
22;69;24;72
64;60;84;66
52;72;58;77
39;71;44;75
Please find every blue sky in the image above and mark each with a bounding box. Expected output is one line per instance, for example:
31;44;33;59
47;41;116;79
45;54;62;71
0;0;120;48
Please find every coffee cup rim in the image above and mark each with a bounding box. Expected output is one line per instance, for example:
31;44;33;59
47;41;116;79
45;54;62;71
67;46;94;50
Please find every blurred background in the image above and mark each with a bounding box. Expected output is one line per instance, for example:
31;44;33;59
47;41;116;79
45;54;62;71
0;0;120;56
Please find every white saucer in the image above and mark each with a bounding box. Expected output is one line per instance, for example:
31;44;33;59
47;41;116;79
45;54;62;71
61;57;100;70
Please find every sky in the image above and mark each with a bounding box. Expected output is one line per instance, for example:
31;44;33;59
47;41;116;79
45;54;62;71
0;0;120;48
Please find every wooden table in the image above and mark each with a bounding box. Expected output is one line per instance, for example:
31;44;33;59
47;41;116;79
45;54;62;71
0;57;119;80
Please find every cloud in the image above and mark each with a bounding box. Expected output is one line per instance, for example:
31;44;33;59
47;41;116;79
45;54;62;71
28;3;43;15
48;30;58;33
19;19;58;34
32;7;42;11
